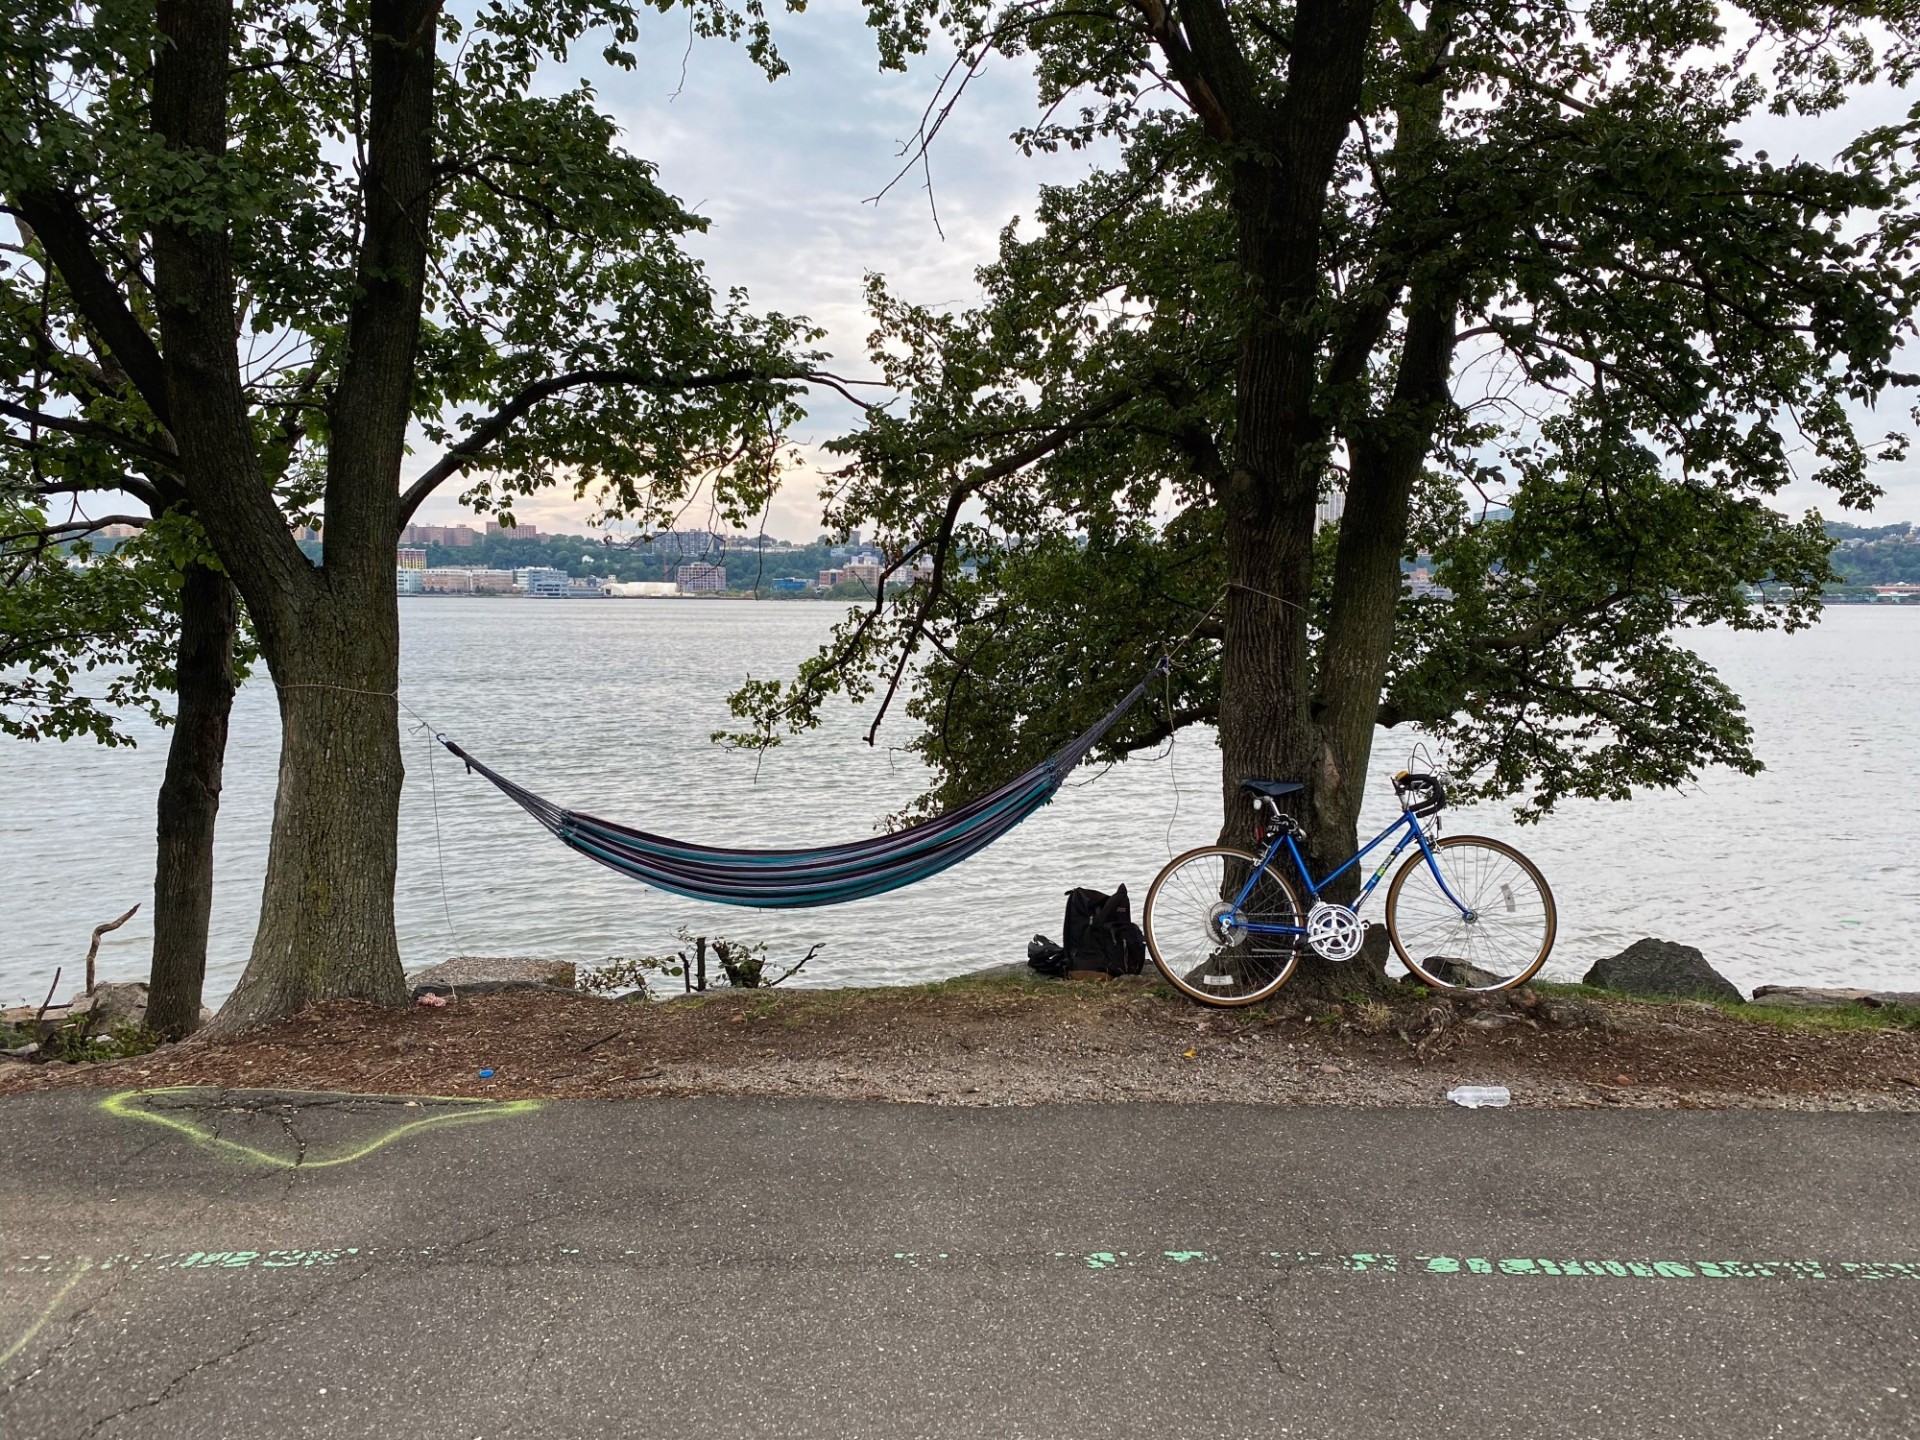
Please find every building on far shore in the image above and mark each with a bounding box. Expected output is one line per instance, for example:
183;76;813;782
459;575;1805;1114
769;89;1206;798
604;581;680;598
416;567;516;594
395;546;427;594
676;561;728;593
513;566;570;597
400;523;480;547
488;519;538;537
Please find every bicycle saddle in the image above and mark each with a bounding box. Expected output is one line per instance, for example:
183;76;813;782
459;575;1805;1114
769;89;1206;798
1238;778;1305;800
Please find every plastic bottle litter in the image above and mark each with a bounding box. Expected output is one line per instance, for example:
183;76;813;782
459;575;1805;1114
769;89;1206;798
1447;1085;1510;1109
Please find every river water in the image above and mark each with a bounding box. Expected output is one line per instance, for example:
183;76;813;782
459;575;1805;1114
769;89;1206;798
3;600;1916;1007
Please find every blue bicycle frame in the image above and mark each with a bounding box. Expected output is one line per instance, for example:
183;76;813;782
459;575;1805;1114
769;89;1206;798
1233;806;1473;937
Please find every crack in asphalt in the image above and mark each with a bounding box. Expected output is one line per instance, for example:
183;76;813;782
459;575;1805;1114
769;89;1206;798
67;1265;374;1440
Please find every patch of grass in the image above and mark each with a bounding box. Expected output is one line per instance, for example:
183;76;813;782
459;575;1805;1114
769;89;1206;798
1728;1001;1920;1034
1529;980;1920;1034
39;1018;162;1064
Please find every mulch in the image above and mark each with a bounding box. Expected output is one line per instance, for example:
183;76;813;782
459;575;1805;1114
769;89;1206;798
5;978;1920;1109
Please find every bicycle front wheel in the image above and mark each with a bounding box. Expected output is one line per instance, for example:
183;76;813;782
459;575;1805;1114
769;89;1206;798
1143;846;1306;1007
1385;836;1555;992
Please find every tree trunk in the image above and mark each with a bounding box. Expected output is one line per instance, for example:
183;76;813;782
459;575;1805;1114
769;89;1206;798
144;0;435;1032
147;562;237;1039
207;591;407;1033
1204;0;1386;995
1312;287;1461;849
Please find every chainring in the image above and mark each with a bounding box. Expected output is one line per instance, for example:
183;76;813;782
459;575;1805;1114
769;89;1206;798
1305;902;1366;962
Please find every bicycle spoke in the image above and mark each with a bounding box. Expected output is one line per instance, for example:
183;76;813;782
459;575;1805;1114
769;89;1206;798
1144;848;1305;1007
1387;838;1554;991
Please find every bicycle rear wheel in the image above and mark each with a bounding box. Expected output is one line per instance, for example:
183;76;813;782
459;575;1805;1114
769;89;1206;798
1143;846;1306;1007
1385;836;1555;992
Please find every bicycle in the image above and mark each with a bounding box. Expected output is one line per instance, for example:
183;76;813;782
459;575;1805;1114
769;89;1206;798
1142;771;1556;1006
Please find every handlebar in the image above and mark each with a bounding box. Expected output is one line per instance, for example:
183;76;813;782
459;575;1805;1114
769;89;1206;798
1393;770;1447;817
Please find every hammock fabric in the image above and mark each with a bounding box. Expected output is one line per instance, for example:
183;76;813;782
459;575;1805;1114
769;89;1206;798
440;668;1163;909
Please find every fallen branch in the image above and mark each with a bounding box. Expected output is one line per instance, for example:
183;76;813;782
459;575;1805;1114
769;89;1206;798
37;967;62;1023
85;904;140;994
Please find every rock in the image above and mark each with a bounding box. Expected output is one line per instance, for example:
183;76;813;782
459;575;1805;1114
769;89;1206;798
407;957;576;992
1750;986;1920;1011
66;982;150;1034
1582;939;1743;1004
1421;958;1507;989
410;980;597;1002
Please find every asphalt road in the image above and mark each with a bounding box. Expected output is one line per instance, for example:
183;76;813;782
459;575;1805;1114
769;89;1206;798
1;1089;1916;1439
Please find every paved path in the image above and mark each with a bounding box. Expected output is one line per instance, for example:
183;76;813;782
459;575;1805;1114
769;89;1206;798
2;1089;1917;1438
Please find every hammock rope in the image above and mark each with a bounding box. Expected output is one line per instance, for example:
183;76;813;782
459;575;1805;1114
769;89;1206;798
440;664;1166;909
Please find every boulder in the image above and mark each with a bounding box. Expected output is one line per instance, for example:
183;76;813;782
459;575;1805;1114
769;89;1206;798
66;982;150;1034
407;957;576;994
1582;939;1743;1004
1750;986;1920;1011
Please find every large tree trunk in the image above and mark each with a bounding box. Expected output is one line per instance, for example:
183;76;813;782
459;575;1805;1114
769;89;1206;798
1311;288;1461;855
208;589;408;1033
1204;0;1384;993
146;562;237;1039
146;0;436;1031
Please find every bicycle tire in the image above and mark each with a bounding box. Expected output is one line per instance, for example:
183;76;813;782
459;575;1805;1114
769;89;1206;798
1385;835;1556;992
1143;846;1306;1007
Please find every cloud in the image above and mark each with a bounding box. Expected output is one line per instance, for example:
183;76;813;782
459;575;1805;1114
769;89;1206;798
411;0;1104;539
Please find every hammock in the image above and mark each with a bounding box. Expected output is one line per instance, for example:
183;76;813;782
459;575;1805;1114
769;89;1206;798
440;667;1163;909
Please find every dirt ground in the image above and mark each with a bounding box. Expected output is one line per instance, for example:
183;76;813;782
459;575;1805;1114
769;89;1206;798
6;972;1920;1109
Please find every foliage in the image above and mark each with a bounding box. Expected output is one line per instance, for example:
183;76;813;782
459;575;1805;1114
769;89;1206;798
729;0;1920;821
578;952;684;996
35;1015;162;1064
580;927;822;994
0;0;823;589
0;507;248;744
1826;521;1920;585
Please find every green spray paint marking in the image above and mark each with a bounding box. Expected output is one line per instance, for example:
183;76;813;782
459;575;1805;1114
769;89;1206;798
1278;1252;1920;1282
10;1245;1918;1283
7;1249;362;1277
98;1087;541;1169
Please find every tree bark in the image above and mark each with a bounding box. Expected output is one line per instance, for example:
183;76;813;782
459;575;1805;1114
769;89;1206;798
1188;0;1383;993
147;561;237;1039
208;594;409;1032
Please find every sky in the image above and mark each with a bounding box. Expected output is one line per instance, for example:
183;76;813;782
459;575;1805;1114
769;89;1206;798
400;1;1920;541
406;0;1108;540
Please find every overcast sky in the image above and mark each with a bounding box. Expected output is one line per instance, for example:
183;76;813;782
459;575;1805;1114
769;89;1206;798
404;1;1920;540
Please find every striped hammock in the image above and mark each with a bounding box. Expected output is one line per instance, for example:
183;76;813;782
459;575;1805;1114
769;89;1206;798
441;668;1161;908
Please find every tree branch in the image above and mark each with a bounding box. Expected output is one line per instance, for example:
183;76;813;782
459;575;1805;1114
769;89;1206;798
10;190;173;428
0;514;150;550
0;398;179;469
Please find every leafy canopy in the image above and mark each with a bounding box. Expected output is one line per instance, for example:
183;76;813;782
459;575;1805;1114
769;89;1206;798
0;0;821;560
728;0;1920;819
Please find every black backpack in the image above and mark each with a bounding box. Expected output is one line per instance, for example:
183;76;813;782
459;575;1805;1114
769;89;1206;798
1028;885;1147;977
